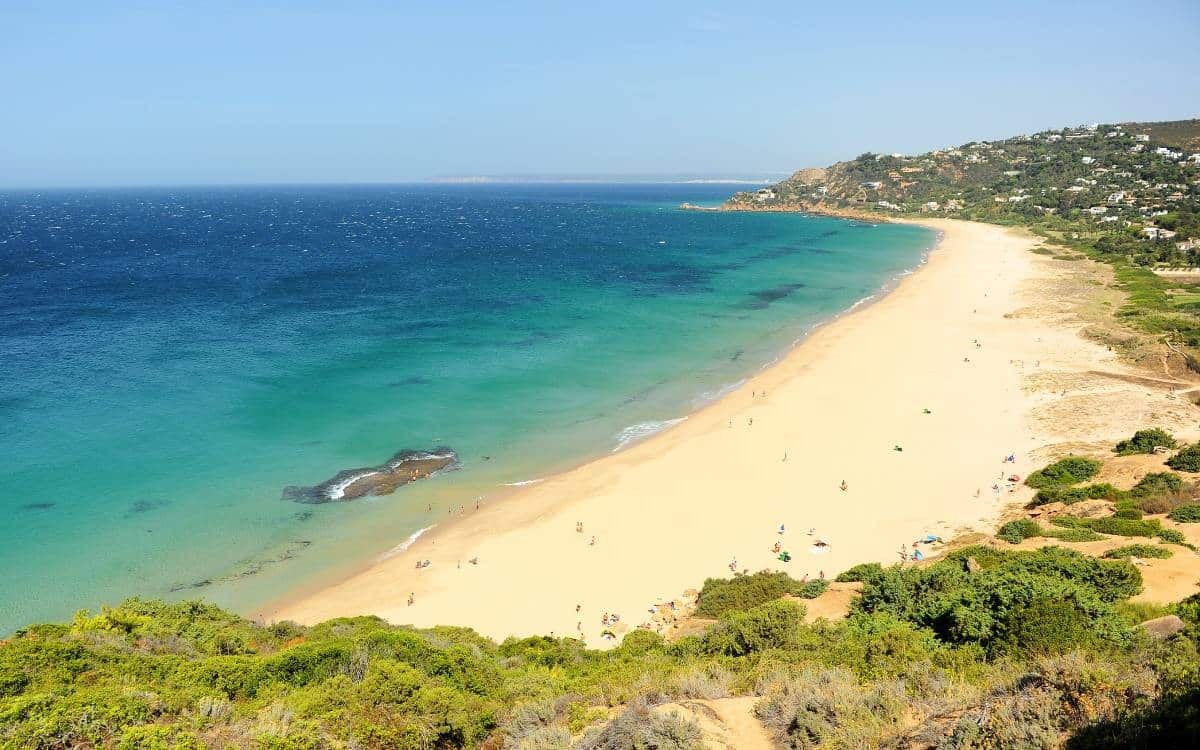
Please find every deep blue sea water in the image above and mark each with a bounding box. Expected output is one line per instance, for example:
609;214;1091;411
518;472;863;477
0;184;933;632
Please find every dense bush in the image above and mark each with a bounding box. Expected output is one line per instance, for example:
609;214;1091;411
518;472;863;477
694;571;806;618
1167;444;1200;472
1130;472;1184;497
1103;544;1174;559
1114;428;1178;455
0;539;1189;747
1168;504;1200;522
1089;517;1163;537
851;546;1139;655
796;579;830;599
756;667;906;749
1050;515;1164;538
1157;528;1189;545
1026;456;1102;489
1031;482;1119;507
997;518;1108;544
998;519;1042;543
835;563;884;583
699;599;804;657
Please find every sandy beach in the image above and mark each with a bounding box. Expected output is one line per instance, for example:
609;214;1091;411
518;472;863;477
268;218;1194;644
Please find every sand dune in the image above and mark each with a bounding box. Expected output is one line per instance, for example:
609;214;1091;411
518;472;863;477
268;219;1180;645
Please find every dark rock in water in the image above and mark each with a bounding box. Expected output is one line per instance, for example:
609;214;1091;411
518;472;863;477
127;498;168;515
21;502;56;510
282;448;458;503
170;579;212;593
746;283;805;309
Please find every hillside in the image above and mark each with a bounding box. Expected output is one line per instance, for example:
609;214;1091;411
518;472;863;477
726;118;1200;361
728;119;1199;248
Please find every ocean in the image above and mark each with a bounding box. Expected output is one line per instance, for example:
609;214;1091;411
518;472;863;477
0;183;933;633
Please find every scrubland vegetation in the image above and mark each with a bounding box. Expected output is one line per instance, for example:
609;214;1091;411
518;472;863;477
3;539;1199;749
6;434;1200;748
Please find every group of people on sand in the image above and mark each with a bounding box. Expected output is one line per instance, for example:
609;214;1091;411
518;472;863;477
575;520;596;546
902;534;944;562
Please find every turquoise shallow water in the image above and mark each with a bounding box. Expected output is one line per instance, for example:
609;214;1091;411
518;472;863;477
0;184;933;633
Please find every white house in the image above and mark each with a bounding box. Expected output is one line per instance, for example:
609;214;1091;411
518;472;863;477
1081;156;1096;165
1087;206;1108;215
1143;227;1178;240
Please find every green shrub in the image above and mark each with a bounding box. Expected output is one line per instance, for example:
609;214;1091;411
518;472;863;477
1168;504;1200;522
1031;482;1120;507
1114;508;1144;520
994;596;1099;654
797;579;830;599
1114;428;1178;455
835;563;884;583
852;546;1138;654
1043;527;1106;542
1130;472;1184;497
1050;515;1164;538
1103;544;1174;559
699;599;804;656
1089;517;1163;537
997;519;1042;544
694;571;805;618
1026;456;1102;489
1167;444;1200;472
1156;528;1189;545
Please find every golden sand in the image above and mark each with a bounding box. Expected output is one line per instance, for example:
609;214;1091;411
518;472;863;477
267;219;1193;644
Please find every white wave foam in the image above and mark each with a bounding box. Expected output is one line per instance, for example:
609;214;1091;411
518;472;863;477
378;525;434;561
504;478;545;486
612;417;686;452
326;470;379;500
692;379;746;408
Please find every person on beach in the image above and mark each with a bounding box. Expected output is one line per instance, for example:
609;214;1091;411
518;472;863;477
589;536;596;546
576;521;583;533
407;592;415;606
772;541;781;554
749;417;753;426
778;524;785;535
840;479;848;491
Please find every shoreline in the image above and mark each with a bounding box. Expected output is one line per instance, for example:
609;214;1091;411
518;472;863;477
683;200;891;224
266;219;1136;645
257;221;939;618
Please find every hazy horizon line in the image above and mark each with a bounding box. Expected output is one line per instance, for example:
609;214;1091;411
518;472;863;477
0;175;780;192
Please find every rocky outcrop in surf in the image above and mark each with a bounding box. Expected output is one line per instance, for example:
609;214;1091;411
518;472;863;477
282;448;458;503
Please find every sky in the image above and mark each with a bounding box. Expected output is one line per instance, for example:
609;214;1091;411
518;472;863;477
2;0;1198;187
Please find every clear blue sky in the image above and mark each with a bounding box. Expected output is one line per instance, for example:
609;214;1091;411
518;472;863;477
3;0;1198;187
